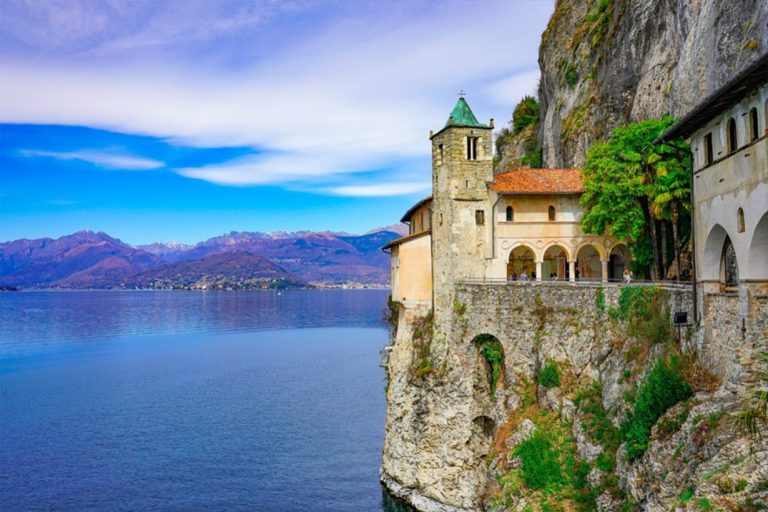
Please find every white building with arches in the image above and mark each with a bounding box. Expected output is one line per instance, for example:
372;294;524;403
661;53;767;382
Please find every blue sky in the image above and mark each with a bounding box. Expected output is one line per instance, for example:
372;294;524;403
0;0;554;245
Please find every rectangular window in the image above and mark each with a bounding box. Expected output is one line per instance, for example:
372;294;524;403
437;144;444;166
704;133;713;166
475;210;485;225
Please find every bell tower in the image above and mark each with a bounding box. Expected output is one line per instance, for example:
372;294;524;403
430;94;494;331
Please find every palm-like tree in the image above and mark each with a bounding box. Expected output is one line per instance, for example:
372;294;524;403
651;151;691;280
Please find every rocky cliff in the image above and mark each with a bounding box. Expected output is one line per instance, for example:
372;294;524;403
382;284;768;512
537;0;768;168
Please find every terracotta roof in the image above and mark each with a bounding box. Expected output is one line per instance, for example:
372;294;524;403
382;229;431;251
400;196;433;223
491;168;584;195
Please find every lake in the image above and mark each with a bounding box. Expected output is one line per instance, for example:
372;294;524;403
0;290;412;512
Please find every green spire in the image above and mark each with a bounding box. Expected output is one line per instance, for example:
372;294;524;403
445;97;486;128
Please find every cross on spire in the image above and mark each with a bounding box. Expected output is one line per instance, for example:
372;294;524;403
458;89;466;99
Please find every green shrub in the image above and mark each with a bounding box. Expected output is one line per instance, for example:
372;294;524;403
679;486;695;504
617;286;670;344
574;381;620;471
514;429;565;490
565;63;579;88
383;295;399;335
596;286;606;311
621;356;693;461
512;95;540;134
453;300;467;318
474;334;505;400
521;145;543;168
539;362;561;388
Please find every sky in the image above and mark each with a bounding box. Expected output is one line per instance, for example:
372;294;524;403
0;0;555;245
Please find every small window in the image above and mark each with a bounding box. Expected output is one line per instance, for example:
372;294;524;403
704;133;713;166
475;210;485;225
437;144;444;166
506;206;514;222
737;208;745;233
548;205;556;221
749;108;759;142
466;137;478;160
727;117;737;154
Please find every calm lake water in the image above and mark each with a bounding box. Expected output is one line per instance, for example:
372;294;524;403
0;290;411;512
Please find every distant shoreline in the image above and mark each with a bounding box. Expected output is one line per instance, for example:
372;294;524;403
2;286;391;292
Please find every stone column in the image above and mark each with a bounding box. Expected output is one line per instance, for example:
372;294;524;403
568;260;576;283
601;259;609;282
535;261;543;282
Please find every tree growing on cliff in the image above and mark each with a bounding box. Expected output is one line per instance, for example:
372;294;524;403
495;96;542;170
580;116;690;279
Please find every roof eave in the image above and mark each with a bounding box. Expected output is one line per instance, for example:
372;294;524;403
381;229;431;251
430;123;490;140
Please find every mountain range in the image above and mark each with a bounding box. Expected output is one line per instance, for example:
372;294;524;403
0;225;407;289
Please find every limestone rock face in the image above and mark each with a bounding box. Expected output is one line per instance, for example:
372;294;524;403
538;0;768;168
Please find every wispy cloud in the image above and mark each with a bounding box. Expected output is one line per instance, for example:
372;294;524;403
19;149;164;170
323;182;431;197
0;1;553;194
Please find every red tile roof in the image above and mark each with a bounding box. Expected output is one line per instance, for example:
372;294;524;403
491;168;584;195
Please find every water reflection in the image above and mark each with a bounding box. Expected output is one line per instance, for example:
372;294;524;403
0;289;390;354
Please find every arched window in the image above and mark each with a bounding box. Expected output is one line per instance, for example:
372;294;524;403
721;236;739;288
749;108;759;142
727;117;738;154
506;206;514;222
737;208;745;233
548;205;556;221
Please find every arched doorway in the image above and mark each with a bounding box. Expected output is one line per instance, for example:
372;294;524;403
507;245;535;280
749;212;768;281
608;244;629;281
576;244;602;281
543;245;569;280
472;334;505;400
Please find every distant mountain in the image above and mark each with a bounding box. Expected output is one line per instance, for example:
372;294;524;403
136;241;194;263
126;251;305;290
0;227;402;289
366;223;409;236
0;231;160;288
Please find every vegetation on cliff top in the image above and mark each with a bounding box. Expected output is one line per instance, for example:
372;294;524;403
580;116;691;279
495;96;542;169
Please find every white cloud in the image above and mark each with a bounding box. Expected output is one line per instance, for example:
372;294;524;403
484;70;541;107
0;1;554;193
19;149;163;170
323;182;432;197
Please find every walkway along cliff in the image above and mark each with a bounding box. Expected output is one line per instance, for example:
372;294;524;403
380;60;768;511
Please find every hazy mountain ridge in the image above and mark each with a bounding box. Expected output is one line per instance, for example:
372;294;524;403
0;227;403;288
